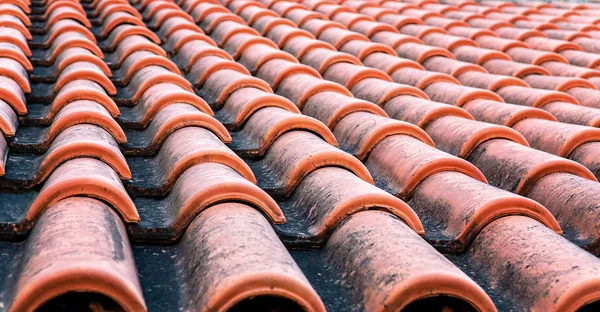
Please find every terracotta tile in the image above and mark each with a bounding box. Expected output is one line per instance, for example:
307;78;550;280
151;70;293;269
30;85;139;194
0;3;31;26
421;55;486;77
513;118;600;157
331;11;375;29
540;60;600;78
0;57;30;93
296;19;341;41
13;101;126;152
277;73;352;108
97;4;142;25
283;37;334;62
505;47;568;65
457;71;528;91
522;74;595;92
142;0;180;20
238;43;298;74
121;82;211;128
572;37;600;54
29;158;138;223
123;66;191;103
122;104;230;155
349;20;398;37
189;2;230;24
427;115;530;158
1;0;29;13
282;8;325;27
380;1;419;13
127;126;254;196
0;99;17;136
541;101;600;127
197;68;272;109
174;40;231;72
339;39;397;61
564;87;600;109
51;47;111;78
114;51;181;85
389;67;460;89
211;19;259;47
467;139;595;194
97;12;146;39
322;63;390;90
462;3;500;13
318;28;370;51
496;85;578;107
422;33;477;52
218;87;299;129
249;130;372;199
462;99;557;127
0;135;7;175
265;24;314;47
483;59;551;77
313;3;354;19
284;167;423;240
523;36;583;52
229;106;336;157
334;111;433;160
395;42;455;63
462;216;600;311
109;35;166;67
256;58;320;90
53;62;116;95
89;0;128;14
92;1;134;19
34;32;104;66
253;16;298;38
200;12;247;34
444;10;484;22
383;94;474;127
50;80;118;118
568;141;600;178
300;47;360;74
513;19;559;31
398;23;446;38
102;24;161;52
560;49;600;68
474;35;531;51
370;30;423;49
324;210;495;311
27;124;129;182
0;15;30;40
424;81;504;106
341;0;378;12
9;198;145;312
33;19;93;48
365;134;486;199
163;29;213;55
0;76;26;115
177;203;321;310
495;26;545;41
157;15;203;39
223;32;279;59
447;26;496;40
302;90;386;129
544;29;591;41
362;52;423;76
367;10;421;28
409;171;560;251
237;1;278;22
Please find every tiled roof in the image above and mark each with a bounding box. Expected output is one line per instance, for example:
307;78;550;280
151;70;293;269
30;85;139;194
4;0;600;310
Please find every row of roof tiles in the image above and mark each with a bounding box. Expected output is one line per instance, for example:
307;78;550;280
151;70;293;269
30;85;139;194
3;0;600;311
